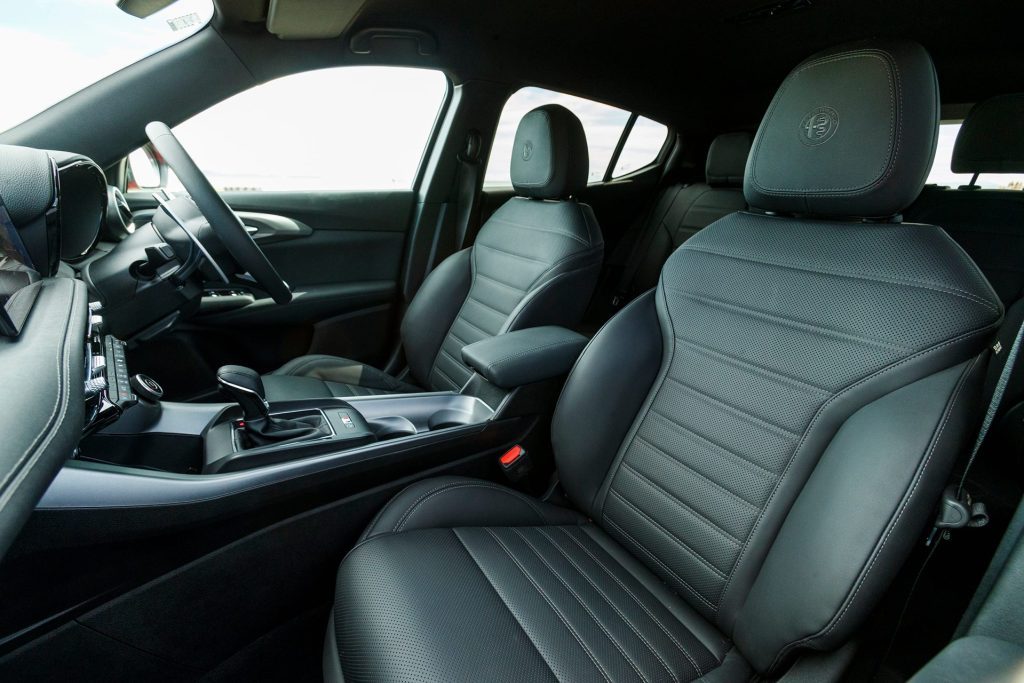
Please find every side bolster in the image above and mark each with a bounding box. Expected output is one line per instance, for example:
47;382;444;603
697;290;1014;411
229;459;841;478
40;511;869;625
400;248;472;387
552;290;663;517
733;354;987;674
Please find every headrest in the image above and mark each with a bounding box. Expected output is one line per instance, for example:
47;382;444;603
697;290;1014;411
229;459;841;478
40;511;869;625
744;40;939;218
706;132;753;187
510;104;589;199
952;94;1024;174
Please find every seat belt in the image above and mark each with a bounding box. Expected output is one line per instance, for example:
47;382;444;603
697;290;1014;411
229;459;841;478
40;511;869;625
928;318;1024;543
452;130;482;252
608;186;686;308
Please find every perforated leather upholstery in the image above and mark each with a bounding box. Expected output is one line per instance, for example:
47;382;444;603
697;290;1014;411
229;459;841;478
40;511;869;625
325;40;1002;682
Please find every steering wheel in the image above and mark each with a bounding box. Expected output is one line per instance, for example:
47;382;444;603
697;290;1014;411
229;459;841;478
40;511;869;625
144;122;293;305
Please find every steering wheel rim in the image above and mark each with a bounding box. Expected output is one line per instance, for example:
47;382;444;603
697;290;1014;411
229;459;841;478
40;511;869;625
144;121;293;305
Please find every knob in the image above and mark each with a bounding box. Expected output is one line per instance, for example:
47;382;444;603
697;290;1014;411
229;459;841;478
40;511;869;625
216;365;269;422
130;374;164;403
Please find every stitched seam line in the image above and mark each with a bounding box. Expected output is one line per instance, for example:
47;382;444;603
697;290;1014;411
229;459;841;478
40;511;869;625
636;427;767;509
620;462;744;547
511;528;654;683
453;530;560;681
491;216;590;247
663;373;802;439
483;339;580;373
682;244;1001;314
393;483;548;532
603;516;719;612
676;335;832;396
608;490;729;579
535;529;684;682
665;286;910;352
771;354;982;668
645;407;780;480
475;270;529;293
718;323;998;610
485;528;613;683
552;527;704;677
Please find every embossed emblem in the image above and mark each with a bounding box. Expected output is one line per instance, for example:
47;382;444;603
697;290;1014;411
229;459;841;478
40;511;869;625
799;106;839;145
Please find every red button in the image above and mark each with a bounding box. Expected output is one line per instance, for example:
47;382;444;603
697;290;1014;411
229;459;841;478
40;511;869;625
500;445;524;466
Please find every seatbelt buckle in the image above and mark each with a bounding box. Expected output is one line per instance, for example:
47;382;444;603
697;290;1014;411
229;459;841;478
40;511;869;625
927;485;990;545
499;444;532;482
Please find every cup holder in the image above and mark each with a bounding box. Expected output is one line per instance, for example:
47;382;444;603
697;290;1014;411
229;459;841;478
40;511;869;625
368;416;418;441
427;409;476;431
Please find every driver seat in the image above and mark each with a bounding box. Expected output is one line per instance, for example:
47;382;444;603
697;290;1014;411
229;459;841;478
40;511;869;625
262;105;604;401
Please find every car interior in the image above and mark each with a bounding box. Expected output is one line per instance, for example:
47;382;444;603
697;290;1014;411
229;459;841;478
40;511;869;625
0;1;1023;681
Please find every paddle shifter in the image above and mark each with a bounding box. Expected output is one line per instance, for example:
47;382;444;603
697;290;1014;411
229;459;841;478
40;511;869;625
216;365;329;448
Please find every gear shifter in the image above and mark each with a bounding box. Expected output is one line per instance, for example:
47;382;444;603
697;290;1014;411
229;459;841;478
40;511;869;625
216;365;329;448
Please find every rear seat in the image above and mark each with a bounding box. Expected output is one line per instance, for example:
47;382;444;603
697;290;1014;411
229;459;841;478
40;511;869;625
586;132;751;325
906;94;1024;306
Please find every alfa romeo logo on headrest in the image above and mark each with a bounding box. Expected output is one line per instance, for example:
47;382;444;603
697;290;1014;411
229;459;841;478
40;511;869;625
799;106;839;145
522;141;534;161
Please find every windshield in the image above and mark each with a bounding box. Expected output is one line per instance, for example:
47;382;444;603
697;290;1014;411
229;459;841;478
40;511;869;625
0;0;214;134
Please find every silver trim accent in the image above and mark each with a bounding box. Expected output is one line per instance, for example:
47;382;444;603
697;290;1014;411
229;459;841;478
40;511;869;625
153;194;231;284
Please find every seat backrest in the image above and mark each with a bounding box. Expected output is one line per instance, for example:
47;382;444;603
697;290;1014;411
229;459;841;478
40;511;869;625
624;132;752;298
552;40;1002;675
400;104;604;391
906;94;1024;306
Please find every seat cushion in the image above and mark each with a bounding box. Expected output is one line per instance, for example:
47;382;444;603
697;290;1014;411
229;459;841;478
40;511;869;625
329;477;744;682
263;354;420;401
334;526;737;683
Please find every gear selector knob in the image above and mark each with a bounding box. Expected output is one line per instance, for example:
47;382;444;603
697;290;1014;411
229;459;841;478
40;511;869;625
216;365;270;422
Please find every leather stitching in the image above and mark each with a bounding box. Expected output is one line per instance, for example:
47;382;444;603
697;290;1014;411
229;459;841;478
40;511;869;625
510;528;653;683
681;244;1001;315
552;527;706;677
453;530;561;681
484;528;613;683
535;528;688;681
718;323;997;612
769;353;983;669
393;482;549;532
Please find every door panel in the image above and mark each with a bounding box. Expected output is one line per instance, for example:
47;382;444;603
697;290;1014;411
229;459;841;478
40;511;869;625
124;190;413;400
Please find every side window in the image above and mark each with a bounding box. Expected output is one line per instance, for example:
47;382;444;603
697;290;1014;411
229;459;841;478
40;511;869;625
612;117;669;178
926;121;1024;190
127;66;448;192
484;87;668;187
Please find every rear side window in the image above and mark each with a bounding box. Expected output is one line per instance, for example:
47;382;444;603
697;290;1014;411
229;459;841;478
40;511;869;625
130;66;448;192
612;117;670;178
484;87;668;187
926;121;1024;190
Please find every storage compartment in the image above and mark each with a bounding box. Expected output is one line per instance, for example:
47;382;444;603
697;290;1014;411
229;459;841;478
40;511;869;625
78;432;204;474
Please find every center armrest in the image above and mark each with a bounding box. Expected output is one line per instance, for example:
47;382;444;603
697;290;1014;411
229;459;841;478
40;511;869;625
461;326;588;389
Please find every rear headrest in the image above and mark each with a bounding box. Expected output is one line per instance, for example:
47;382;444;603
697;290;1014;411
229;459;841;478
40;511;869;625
706;132;753;187
744;40;939;218
952;94;1024;174
511;104;589;199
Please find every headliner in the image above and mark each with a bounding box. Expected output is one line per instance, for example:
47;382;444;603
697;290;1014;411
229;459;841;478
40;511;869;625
215;0;1024;132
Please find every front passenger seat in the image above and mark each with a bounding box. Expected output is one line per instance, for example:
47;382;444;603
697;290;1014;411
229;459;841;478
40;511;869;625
324;40;1003;682
263;104;604;400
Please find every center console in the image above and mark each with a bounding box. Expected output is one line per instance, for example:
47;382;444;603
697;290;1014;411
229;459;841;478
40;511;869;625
58;314;588;513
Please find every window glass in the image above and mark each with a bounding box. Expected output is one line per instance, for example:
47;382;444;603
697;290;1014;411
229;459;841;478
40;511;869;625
484;87;631;186
612;117;669;178
0;0;214;133
926;122;1024;190
146;67;447;192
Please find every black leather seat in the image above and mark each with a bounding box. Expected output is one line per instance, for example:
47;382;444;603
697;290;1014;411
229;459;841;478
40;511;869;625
325;41;1003;682
616;131;752;303
263;105;604;400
